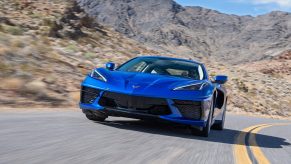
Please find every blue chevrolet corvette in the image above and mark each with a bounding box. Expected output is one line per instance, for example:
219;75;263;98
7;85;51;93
80;56;228;137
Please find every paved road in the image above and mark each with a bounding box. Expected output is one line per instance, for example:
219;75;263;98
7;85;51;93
0;111;290;164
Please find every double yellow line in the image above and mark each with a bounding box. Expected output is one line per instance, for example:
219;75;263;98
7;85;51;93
233;123;290;164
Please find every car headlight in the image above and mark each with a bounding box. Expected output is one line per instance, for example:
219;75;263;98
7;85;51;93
173;82;207;91
90;69;107;82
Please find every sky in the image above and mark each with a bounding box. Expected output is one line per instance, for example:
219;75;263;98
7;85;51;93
175;0;291;16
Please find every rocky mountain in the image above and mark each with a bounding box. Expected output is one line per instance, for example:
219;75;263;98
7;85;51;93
77;0;291;64
0;0;168;108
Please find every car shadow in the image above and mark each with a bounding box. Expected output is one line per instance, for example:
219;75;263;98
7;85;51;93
97;119;290;148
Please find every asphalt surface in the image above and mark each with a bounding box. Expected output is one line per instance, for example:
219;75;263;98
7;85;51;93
0;111;290;164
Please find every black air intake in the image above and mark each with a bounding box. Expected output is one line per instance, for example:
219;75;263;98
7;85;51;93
80;86;101;104
99;92;171;115
174;100;202;120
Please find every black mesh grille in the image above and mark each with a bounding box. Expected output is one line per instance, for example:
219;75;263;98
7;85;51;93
80;86;101;104
174;100;202;120
99;92;171;115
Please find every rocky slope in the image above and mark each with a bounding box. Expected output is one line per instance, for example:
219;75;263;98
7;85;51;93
240;50;291;82
205;56;291;118
77;0;291;64
0;0;168;108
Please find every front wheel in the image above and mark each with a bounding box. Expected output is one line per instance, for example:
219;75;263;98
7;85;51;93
201;101;213;137
85;114;106;121
84;110;107;122
212;100;227;130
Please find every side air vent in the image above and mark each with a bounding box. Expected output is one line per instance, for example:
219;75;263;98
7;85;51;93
80;86;101;104
174;100;202;120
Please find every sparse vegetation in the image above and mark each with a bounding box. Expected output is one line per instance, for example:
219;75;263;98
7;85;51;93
0;25;24;35
0;0;162;108
84;52;95;59
0;62;11;74
236;80;249;93
65;44;78;53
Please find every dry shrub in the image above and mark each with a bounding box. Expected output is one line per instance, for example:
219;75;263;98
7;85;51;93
70;91;80;102
1;25;24;35
11;39;25;48
0;78;25;90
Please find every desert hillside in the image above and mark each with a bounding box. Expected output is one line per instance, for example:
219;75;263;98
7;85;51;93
0;0;290;118
77;0;291;64
0;0;168;107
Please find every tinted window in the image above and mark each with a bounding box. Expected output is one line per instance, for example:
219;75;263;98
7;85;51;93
117;57;204;80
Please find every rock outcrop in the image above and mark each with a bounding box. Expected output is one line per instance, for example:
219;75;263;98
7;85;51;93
77;0;291;64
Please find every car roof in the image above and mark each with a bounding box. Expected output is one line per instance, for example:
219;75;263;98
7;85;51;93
136;56;203;65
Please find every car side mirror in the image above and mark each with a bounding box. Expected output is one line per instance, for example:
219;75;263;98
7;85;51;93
105;62;115;71
213;75;228;84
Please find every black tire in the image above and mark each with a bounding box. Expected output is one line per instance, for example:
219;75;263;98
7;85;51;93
85;114;106;121
201;98;214;137
84;110;107;122
212;100;227;130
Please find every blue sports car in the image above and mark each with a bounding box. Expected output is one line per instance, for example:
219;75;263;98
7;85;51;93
80;56;228;137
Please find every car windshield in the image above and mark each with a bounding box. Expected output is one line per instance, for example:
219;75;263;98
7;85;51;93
117;57;204;80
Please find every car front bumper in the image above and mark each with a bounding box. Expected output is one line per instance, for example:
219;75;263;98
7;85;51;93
81;107;207;127
79;86;212;127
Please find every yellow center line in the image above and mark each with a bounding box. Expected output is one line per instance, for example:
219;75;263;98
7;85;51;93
248;125;272;164
233;124;268;164
249;123;291;164
233;123;291;164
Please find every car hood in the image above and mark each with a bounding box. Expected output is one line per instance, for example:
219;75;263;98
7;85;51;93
83;68;213;100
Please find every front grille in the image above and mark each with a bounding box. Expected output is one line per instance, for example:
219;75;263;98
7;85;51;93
99;92;171;115
174;100;202;120
80;86;101;104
